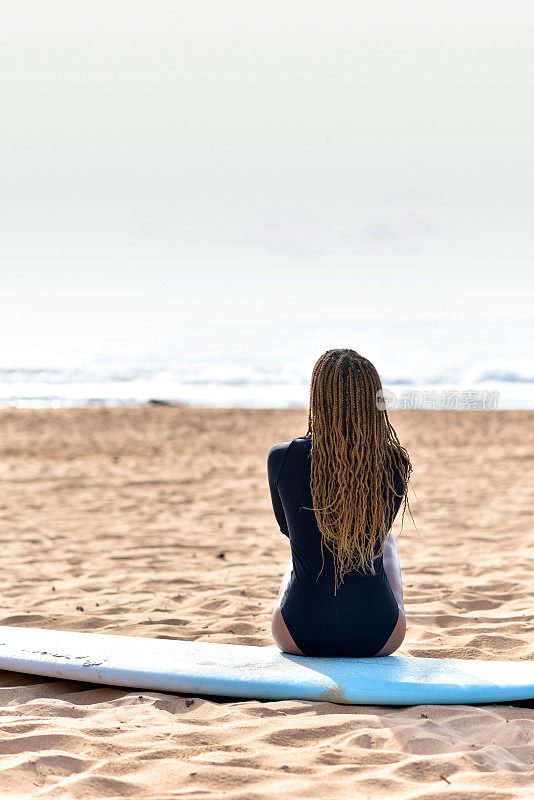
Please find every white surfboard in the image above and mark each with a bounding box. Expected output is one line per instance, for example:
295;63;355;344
0;626;532;705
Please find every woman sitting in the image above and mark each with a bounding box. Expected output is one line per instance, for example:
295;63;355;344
268;348;411;658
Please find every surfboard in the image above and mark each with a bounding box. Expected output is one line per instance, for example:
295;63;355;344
0;626;532;705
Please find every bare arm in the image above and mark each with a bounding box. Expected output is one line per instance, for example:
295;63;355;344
382;531;404;612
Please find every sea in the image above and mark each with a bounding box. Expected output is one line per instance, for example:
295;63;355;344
1;320;532;410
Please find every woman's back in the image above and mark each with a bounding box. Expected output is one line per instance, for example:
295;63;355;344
268;435;405;657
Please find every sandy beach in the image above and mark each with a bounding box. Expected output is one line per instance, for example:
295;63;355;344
0;406;532;799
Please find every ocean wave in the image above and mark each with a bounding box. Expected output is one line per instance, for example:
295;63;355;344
1;367;534;387
1;347;533;410
476;369;534;384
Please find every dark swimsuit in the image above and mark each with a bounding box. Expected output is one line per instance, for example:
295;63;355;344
267;435;406;657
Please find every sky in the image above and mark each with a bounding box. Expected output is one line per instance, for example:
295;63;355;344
0;1;533;360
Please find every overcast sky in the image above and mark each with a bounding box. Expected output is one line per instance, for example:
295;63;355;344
1;1;533;358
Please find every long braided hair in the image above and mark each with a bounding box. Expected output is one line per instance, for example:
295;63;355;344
306;348;411;590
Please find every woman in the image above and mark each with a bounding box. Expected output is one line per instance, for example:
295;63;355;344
268;348;411;657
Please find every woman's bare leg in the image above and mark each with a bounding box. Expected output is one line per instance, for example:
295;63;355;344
375;532;406;656
271;560;305;656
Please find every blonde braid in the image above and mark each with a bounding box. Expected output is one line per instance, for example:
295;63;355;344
306;349;412;591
